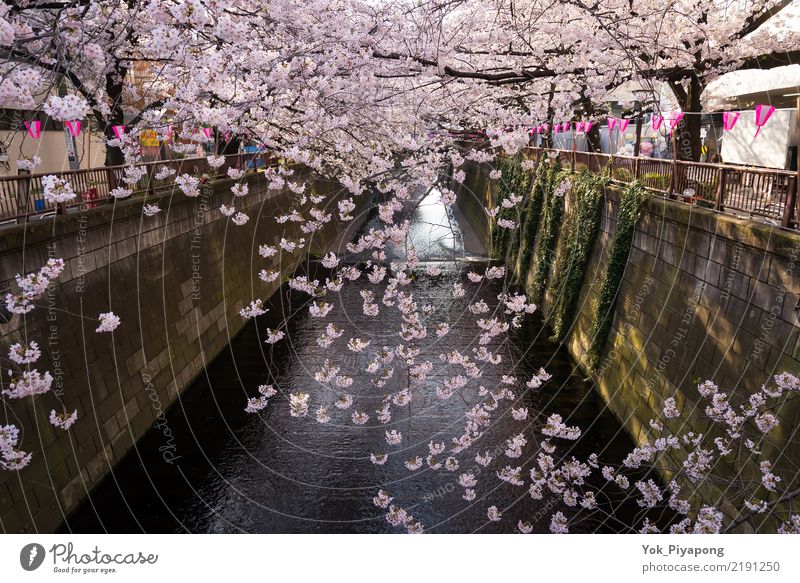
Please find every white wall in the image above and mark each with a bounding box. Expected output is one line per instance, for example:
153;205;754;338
721;109;797;169
0;128;107;176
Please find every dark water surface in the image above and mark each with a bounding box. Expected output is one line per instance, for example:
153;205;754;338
61;188;648;533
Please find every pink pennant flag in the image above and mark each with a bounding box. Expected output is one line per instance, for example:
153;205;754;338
722;111;740;131
608;117;617;131
651;115;663;130
65;120;81;137
202;127;213;138
619;119;631;132
24;120;42;139
753;104;775;138
584;121;594;133
224;131;232;142
668;112;683;134
575;121;584;132
112;125;125;139
562;122;570;132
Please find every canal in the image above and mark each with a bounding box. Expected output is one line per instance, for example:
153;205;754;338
61;186;651;533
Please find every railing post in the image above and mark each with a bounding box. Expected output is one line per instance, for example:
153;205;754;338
15;169;31;224
106;167;117;196
667;160;675;198
634;157;641;180
783;175;797;228
146;163;155;196
715;167;726;212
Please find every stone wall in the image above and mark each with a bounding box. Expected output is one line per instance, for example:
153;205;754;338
456;159;800;488
0;171;367;533
563;189;800;451
451;160;493;251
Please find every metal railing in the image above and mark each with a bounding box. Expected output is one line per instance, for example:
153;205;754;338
526;148;799;230
0;152;273;222
5;146;797;231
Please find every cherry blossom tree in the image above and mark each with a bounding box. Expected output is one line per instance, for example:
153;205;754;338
3;1;798;167
2;0;799;534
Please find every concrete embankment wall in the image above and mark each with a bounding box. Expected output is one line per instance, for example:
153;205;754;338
0;170;366;533
455;160;800;484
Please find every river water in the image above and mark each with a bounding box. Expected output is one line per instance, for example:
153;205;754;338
62;187;649;533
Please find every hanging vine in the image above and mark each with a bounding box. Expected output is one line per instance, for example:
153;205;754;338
514;159;549;283
506;169;535;265
587;182;650;369
528;157;564;304
547;171;607;341
490;155;533;261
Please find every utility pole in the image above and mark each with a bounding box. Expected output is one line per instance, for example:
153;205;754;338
63;124;79;171
791;97;800;227
634;101;643;157
59;79;81;171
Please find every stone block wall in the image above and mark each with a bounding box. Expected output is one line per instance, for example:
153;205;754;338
457;159;800;490
564;191;800;459
0;171;366;533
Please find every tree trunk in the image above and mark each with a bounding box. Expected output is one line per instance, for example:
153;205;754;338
103;125;125;167
586;124;601;153
670;75;704;161
542;84;555;149
216;131;241;155
103;65;128;168
576;94;601;152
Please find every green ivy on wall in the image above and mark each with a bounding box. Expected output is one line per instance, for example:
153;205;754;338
490;162;513;260
514;160;549;283
528;157;564;304
490;155;533;261
504;159;533;264
587;182;650;369
547;171;607;341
